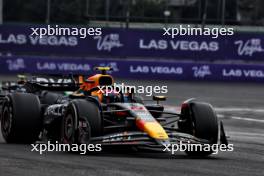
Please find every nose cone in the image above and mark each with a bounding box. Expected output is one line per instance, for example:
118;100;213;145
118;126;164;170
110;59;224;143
136;119;169;140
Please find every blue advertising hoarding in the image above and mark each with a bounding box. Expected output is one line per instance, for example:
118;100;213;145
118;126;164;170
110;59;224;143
0;24;264;61
1;56;264;82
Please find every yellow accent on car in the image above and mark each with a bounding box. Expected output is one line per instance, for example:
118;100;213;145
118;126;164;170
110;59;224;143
94;67;112;71
78;75;84;84
153;96;167;101
144;122;169;140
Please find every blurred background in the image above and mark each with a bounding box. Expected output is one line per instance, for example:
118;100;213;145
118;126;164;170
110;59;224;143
2;0;264;26
0;0;264;83
1;3;264;176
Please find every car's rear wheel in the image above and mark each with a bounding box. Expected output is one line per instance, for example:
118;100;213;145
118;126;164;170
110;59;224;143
178;100;219;156
1;93;42;143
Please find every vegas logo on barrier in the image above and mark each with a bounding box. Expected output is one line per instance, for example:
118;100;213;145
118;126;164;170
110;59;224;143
235;38;264;56
94;34;123;52
192;65;212;78
6;58;26;71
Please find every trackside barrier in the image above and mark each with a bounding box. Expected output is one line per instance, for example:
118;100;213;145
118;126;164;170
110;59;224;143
0;24;264;61
1;56;264;82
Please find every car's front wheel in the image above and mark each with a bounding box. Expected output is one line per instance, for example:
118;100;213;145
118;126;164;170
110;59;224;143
61;99;102;145
178;100;219;156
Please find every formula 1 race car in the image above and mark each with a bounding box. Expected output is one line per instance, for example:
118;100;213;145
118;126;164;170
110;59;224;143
0;67;228;156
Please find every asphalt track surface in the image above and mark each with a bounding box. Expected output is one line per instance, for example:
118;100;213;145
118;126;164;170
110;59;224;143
0;77;264;176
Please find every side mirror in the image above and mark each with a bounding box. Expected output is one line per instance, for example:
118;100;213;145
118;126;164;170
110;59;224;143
153;96;166;104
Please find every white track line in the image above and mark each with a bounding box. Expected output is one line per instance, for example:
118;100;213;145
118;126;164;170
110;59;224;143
215;107;264;123
215;107;264;113
227;131;264;137
228;116;264;123
165;106;264;123
218;114;264;123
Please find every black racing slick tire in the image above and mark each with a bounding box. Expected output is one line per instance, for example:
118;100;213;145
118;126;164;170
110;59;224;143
178;101;219;156
62;99;102;144
1;93;42;143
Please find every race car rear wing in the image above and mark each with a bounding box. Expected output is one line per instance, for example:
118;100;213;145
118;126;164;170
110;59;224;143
29;82;80;91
